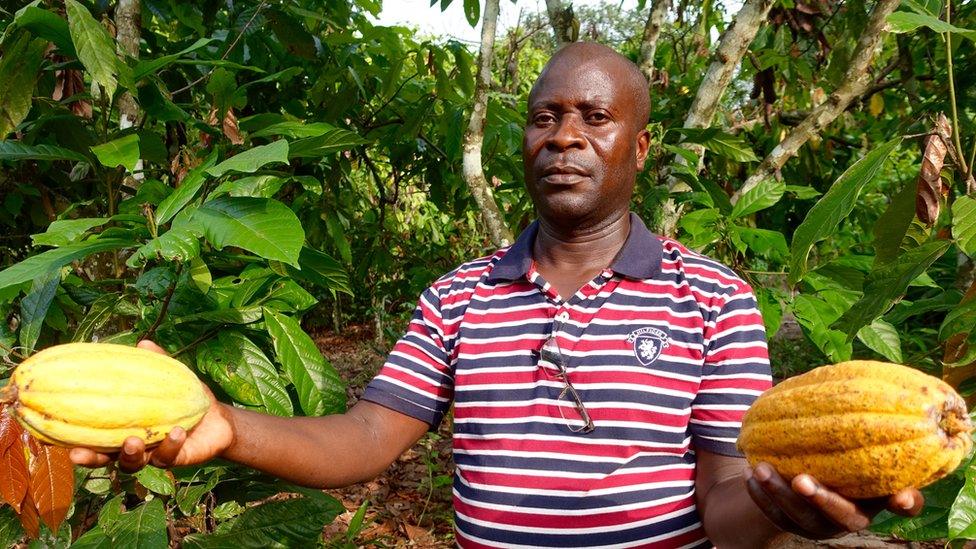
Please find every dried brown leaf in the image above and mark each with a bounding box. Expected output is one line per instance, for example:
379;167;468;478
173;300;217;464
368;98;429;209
222;108;244;145
915;117;950;225
28;444;75;533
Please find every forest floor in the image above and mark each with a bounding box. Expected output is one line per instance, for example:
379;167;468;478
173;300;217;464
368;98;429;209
311;323;962;549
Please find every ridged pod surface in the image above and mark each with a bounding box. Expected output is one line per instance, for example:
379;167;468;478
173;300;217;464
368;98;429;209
1;342;210;452
737;360;973;499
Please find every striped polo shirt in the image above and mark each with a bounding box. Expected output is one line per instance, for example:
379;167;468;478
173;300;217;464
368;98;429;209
363;213;771;548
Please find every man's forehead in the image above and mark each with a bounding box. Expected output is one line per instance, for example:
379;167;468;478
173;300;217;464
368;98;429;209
529;60;630;106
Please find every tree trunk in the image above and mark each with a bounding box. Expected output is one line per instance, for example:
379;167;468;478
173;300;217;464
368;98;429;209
656;0;775;236
115;0;142;184
638;0;671;84
462;0;514;248
545;0;577;48
731;0;900;205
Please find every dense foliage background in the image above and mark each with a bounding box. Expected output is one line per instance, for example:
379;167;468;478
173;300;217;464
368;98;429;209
0;0;974;546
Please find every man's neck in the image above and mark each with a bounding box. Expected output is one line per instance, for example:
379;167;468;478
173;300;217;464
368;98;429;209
532;212;631;298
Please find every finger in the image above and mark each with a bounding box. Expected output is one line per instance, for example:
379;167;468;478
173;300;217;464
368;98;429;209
149;427;186;468
137;340;168;355
752;463;840;538
117;436;149;473
745;469;804;534
792;474;870;532
68;447;112;468
886;488;924;517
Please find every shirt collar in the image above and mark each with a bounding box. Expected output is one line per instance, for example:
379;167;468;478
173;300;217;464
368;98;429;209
486;212;663;282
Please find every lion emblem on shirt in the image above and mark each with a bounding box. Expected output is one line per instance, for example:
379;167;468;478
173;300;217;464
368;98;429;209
627;327;670;366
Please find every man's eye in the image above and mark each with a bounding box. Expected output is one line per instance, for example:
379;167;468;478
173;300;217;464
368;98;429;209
533;113;556;125
587;111;610;123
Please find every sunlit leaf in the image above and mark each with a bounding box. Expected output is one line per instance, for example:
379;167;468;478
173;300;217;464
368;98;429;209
91;134;141;171
66;0;119;98
196;331;293;416
132;466;175;496
126;226;201;268
953;196;976;257
730;179;784;219
206;140;289;178
670;127;759;162
31;218;110;248
887;11;976;42
0;33;47;137
0;238;134;295
0;142;88;163
193;197;304;267
855;318;903;363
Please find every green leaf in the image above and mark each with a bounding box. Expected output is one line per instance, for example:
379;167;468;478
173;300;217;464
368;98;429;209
19;270;60;354
678;208;721;249
206;141;290;178
670;127;759;162
463;0;480;26
856;318;903;363
126;226;201;267
69;525;113;548
188;257;212;294
0;507;23;548
287;130;369;159
155;151;218;225
73;293;123;343
103;498;168;549
0;238;133;294
887;11;976;42
0;141;88;163
730;179;785;219
733;226;788;261
133;466;175;496
32;218;110;247
91;134;141;171
15;6;76;56
66;0;119;98
784;185;822;200
0;32;47;137
196;331;293;416
953;196;976;257
193;197;304;266
833;239;952;339
133;38;213;81
262;280;317;313
792;292;854;362
279;247;352;296
949;461;976;539
250;121;339;139
788;138;902;284
263;308;346;416
210;175;286;199
940;299;976;342
181;497;343;549
872;474;961;539
175;306;263;325
873;182;917;266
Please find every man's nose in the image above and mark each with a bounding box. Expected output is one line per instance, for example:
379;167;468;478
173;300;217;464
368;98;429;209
546;115;586;150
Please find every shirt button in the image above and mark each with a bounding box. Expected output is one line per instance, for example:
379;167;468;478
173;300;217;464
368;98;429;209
556;312;569;322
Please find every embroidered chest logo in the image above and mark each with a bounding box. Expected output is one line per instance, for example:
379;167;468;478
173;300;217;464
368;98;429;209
627;327;670;366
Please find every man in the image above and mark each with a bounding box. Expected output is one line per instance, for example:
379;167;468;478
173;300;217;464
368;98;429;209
71;43;922;547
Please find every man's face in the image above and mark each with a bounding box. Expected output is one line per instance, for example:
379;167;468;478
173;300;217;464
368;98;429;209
522;55;650;226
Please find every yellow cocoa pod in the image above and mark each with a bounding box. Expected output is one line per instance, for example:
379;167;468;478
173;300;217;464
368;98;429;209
737;360;973;499
1;342;209;452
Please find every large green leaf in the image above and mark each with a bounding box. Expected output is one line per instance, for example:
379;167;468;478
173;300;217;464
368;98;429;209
0;32;47;137
250;121;340;139
670;127;759;162
66;0;119;98
102;498;167;549
940;299;976;343
0;141;88;163
887;11;976;42
91;134;141;171
833;239;952;339
19;270;61;354
210;175;286;199
278;247;352;296
791;292;854;362
132;466;175;496
15;6;75;56
788;138;902;284
206;140;290;178
126;226;201;268
32;218;110;247
953;196;976;257
0;238;133;294
196;331;293;416
155;151;218;225
181;496;343;549
855;318;903;363
730;179;785;219
73;294;124;343
463;0;480;26
949;461;976;539
872;473;962;540
873;182;917;265
193;197;304;266
287;130;369;159
0;507;24;548
263;308;346;416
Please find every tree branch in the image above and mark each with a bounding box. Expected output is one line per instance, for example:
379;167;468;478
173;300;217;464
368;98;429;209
731;0;901;205
638;0;672;84
545;0;577;48
462;0;513;248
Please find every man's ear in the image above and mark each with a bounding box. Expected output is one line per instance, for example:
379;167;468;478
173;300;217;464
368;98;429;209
635;128;651;170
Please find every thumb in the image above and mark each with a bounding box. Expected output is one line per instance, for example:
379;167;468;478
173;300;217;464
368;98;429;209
137;340;169;355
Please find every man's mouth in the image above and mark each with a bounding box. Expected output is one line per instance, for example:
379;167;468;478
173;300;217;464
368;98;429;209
540;165;589;185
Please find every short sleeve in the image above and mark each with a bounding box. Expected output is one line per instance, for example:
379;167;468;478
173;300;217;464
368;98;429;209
689;284;772;456
362;287;456;429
